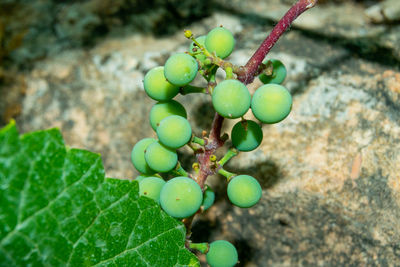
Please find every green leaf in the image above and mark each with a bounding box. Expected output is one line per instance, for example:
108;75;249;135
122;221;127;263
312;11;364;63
0;121;199;267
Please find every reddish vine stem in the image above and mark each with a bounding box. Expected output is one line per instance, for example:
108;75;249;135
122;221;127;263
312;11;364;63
185;114;225;239
195;113;225;189
237;0;318;84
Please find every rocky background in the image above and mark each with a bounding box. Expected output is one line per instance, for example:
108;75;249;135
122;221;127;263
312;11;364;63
1;0;400;266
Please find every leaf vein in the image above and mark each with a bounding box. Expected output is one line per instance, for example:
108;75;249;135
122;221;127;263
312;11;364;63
66;188;132;266
0;156;101;245
0;245;17;266
92;225;181;266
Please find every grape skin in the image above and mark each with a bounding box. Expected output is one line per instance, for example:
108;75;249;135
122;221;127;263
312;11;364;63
159;176;203;219
227;175;262;208
144;141;178;173
259;59;287;85
205;27;235;59
164;53;198;86
149;100;187;131
143;66;179;101
202;186;215;211
131;138;157;174
135;175;151;182
156;115;192;149
139;177;166;204
251;84;292;124
206;240;238;267
231;120;263;152
212;80;251;119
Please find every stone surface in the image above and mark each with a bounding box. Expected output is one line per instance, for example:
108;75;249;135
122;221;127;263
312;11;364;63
366;0;400;23
2;1;400;266
0;0;213;66
217;0;400;63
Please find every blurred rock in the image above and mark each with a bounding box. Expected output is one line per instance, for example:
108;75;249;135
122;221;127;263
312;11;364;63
0;0;213;66
365;0;400;23
217;0;400;63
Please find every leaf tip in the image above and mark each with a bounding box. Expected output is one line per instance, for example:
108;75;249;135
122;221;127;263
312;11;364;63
0;119;18;136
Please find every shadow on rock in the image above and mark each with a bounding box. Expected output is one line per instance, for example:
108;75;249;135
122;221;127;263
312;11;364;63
233;239;255;267
191;217;222;244
191;100;216;132
227;158;283;189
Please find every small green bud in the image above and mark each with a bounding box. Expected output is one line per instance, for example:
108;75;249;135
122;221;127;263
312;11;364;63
184;30;193;39
192;162;200;172
210;155;217;162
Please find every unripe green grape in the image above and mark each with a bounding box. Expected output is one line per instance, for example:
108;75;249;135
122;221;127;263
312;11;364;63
135;175;151;182
231;120;263;152
159;176;203;218
205;27;235;59
212;80;251;119
156;115;192;149
164;53;198;86
202;186;215;211
227;175;262;208
206;240;238;267
131;138;157;174
251;84;292;124
139;177;166;204
259;59;287;85
190;35;207;61
144;141;178;173
143;66;179;101
149;100;187;130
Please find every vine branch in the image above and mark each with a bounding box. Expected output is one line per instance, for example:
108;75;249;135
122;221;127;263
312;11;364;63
237;0;318;84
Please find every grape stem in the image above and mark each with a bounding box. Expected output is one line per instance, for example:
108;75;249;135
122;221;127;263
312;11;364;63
218;148;239;167
236;0;318;84
192;135;205;146
180;85;207;95
225;66;234;79
218;168;237;181
206;67;217;94
187;142;203;154
171;162;190;177
188;242;210;254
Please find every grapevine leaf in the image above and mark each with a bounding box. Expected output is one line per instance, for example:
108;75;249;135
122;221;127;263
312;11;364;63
0;121;199;267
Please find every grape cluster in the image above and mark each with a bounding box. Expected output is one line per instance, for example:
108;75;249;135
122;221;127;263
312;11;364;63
130;26;292;266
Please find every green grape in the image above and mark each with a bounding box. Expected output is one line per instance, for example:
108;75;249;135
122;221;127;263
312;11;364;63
205;27;235;59
259;59;287;85
164;53;198;86
149;100;187;130
156;115;192;149
135;175;151;182
131;138;157;174
251;84;292;124
227;175;262;208
190;35;207;61
139;177;166;204
206;240;238;267
144;141;178;173
143;66;179;101
212;79;251;119
231;120;263;152
159;176;203;218
202;186;215;211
